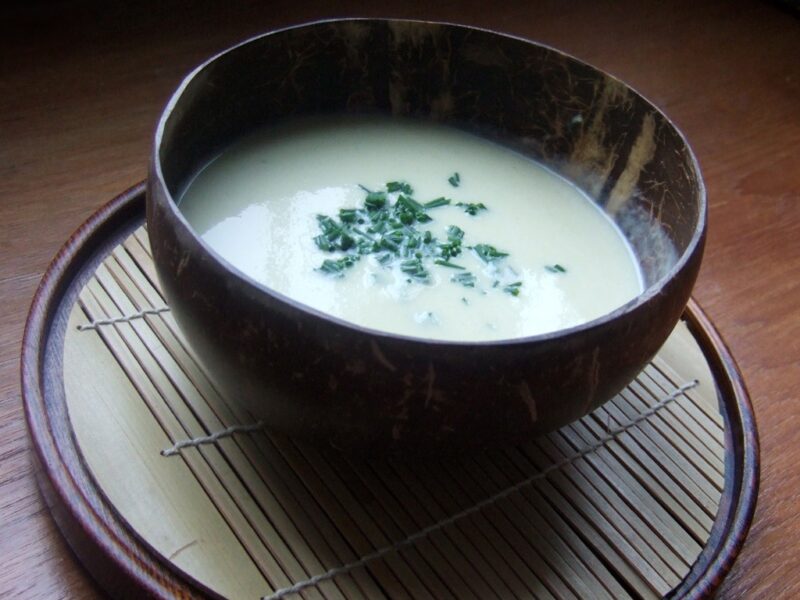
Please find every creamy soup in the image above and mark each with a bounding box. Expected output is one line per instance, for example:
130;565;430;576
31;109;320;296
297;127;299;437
180;115;643;341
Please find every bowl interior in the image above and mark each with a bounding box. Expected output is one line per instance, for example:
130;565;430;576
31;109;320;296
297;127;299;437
158;19;704;294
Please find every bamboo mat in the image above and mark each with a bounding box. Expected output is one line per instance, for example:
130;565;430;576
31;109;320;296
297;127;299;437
62;227;725;600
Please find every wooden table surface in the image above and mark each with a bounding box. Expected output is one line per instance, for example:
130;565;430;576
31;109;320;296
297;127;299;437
1;0;797;597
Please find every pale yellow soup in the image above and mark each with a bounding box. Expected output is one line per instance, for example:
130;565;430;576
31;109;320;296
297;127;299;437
180;115;643;341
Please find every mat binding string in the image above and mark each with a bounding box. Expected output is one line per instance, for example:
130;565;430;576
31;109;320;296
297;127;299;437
158;379;699;600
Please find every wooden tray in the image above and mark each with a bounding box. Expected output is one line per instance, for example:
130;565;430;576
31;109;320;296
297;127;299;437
22;183;759;599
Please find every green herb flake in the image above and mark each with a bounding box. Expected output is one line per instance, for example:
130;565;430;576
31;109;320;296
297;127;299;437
384;229;405;245
338;208;358;223
424;197;451;209
456;201;486;216
448;172;461;187
364;191;387;210
545;264;568;273
396;194;424;212
379;236;399;252
472;244;509;263
452;271;477;288
338;233;355;251
434;259;465;269
437;239;462;260
318;255;359;276
313;179;519;301
387;181;413;195
400;257;429;282
316;215;341;237
446;225;465;242
313;234;334;252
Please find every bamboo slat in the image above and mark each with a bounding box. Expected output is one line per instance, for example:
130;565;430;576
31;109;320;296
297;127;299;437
61;228;728;600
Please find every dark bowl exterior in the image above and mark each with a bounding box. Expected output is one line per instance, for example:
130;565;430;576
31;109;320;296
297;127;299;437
147;19;706;453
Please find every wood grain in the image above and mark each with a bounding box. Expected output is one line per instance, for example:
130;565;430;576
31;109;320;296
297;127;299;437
1;0;797;598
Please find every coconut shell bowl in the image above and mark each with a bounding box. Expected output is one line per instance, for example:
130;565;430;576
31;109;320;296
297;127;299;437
147;18;705;454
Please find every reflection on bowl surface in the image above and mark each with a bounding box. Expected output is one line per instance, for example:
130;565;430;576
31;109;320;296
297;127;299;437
147;19;706;453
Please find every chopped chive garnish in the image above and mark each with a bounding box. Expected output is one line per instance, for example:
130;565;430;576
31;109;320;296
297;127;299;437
318;255;359;276
387;181;413;195
437;240;462;260
364;191;387;210
316;215;341;237
313;177;520;299
400;257;429;281
314;234;333;251
384;229;404;245
339;208;358;223
434;259;465;269
379;237;399;252
456;201;486;215
545;264;567;273
396;194;424;212
351;227;373;240
446;225;464;242
448;172;461;187
461;297;469;305
424;197;451;209
452;271;477;288
472;244;509;262
338;233;355;251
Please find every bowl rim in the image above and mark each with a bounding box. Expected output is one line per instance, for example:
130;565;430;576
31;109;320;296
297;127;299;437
151;17;707;348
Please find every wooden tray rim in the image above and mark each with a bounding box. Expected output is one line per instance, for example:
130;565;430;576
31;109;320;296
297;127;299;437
21;183;760;599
